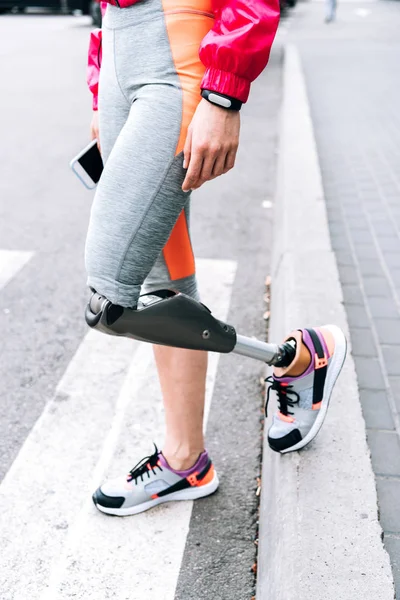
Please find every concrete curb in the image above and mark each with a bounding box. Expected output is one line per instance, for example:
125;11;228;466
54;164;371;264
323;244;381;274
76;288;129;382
256;44;394;600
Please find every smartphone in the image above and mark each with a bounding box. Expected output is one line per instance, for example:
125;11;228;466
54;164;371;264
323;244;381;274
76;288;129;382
70;139;103;189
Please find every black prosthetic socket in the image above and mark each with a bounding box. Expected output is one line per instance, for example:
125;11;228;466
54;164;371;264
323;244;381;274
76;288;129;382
86;289;237;353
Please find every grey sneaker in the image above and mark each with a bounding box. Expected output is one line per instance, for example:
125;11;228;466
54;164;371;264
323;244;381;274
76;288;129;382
266;325;347;453
92;446;219;516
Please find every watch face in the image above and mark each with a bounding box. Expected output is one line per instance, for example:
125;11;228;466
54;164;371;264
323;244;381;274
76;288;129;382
208;92;232;108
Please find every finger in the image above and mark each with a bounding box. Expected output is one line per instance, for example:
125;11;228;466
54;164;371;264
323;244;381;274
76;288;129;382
97;139;102;155
192;154;217;189
182;148;203;192
183;127;192;170
223;148;237;174
212;151;228;179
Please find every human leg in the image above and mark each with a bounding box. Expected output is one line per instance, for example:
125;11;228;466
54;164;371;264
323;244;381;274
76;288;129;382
153;346;207;470
325;0;336;22
88;1;219;515
143;205;206;471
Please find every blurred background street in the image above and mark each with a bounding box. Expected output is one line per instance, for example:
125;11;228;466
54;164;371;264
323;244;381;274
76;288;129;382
1;0;400;598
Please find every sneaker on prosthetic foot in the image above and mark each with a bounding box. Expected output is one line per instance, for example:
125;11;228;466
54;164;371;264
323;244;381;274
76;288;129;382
266;325;347;454
92;445;219;516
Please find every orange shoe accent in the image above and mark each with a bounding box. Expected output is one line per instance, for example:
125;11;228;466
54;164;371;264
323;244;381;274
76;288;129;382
187;473;199;487
315;354;328;370
197;464;215;486
312;401;322;411
162;211;196;280
318;327;336;357
186;465;215;487
151;493;159;499
278;412;295;424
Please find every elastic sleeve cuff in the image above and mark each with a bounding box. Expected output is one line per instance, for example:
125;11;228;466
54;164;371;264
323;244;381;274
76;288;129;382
92;96;99;111
201;68;251;104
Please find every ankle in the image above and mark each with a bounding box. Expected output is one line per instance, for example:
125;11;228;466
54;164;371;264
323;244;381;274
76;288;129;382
162;447;204;471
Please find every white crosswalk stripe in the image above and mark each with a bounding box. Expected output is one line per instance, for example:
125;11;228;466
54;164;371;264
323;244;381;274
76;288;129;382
0;258;237;600
0;249;33;291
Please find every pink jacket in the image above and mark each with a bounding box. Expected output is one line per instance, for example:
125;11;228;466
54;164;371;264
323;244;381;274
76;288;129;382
87;0;280;110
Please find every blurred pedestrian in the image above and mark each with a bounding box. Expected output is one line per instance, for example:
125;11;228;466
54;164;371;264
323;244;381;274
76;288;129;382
325;0;337;23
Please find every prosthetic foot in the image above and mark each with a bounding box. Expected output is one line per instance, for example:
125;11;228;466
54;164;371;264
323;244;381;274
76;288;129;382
85;289;296;368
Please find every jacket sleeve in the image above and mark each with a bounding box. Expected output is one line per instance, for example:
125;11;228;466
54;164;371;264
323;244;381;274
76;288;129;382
87;3;107;111
87;28;102;111
199;0;280;103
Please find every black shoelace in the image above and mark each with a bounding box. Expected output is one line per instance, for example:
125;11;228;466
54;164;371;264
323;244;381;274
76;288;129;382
127;444;164;484
265;376;300;418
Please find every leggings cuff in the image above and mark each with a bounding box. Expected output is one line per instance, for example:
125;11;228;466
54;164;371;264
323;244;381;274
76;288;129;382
87;276;141;308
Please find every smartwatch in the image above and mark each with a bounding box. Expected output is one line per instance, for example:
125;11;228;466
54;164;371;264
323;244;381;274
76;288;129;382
201;89;242;111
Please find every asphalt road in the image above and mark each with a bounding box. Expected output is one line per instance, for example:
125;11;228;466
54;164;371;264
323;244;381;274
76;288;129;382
0;13;282;600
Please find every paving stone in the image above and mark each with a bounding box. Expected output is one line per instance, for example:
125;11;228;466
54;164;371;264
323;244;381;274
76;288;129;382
381;347;400;377
388;376;400;414
376;477;400;533
353;356;386;390
389;269;400;288
353;244;380;260
337;264;359;285
345;304;370;329
383;537;400;597
372;221;398;237
350;229;375;245
375;319;400;345
382;252;400;269
359;389;395;431
367;430;400;476
330;232;351;252
376;236;400;252
367;297;400;320
341;203;364;217
329;222;347;236
350;327;378;358
346;216;369;231
358;258;387;278
363;277;392;298
341;283;364;305
335;249;356;267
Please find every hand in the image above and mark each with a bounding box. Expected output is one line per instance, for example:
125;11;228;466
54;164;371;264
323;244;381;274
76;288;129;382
182;99;240;192
90;111;101;155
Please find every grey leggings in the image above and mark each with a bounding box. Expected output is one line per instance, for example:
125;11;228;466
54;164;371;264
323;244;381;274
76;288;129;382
85;0;214;308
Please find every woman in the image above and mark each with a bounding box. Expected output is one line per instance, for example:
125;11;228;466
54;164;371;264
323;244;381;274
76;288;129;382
85;0;346;517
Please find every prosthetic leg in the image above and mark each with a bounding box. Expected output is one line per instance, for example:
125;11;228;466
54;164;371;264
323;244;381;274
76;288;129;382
85;289;296;368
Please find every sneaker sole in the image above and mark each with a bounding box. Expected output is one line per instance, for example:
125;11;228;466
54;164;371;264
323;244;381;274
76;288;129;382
93;472;219;517
280;324;347;454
